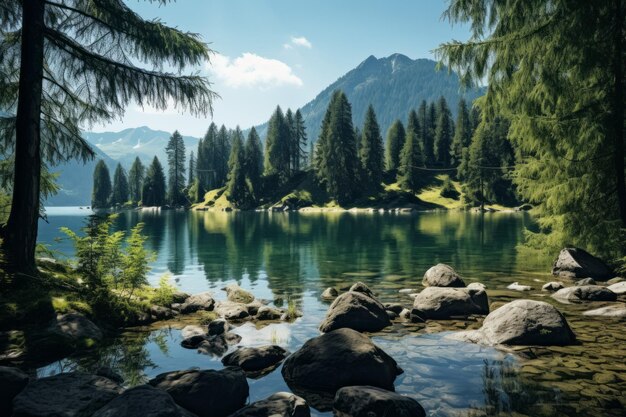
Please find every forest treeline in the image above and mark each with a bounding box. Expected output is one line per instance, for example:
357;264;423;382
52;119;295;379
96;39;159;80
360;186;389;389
94;93;517;210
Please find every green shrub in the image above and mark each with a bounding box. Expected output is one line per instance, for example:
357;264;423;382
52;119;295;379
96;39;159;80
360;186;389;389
150;274;176;306
440;176;460;199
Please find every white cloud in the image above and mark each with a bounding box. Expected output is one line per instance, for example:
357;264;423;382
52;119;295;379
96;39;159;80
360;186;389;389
284;36;312;49
208;53;303;89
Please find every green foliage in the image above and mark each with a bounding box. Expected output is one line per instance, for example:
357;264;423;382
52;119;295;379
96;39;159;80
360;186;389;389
166;130;187;206
150;274;177;306
142;156;166;207
128;157;145;205
438;0;625;259
91;160;111;209
264;106;290;179
187;151;196;188
111;163;129;206
227;127;254;208
121;223;154;297
385;120;405;171
417;100;435;166
434;97;454;167
244;127;264;196
440;175;460;199
359;105;385;189
397;110;424;192
451;99;472;166
294;109;309;170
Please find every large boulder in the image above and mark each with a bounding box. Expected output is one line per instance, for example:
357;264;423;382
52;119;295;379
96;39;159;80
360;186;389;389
223;284;255;304
411;287;489;320
221;345;289;374
333;386;425;417
256;306;283;321
349;282;375;298
180;292;215;314
450;300;576;346
12;373;120;417
229;392;310;417
149;368;248;417
208;319;229;336
552;285;617;302
319;291;391;333
422;264;465;288
34;313;103;358
0;366;29;416
607;281;626;295
281;328;402;394
92;385;195;417
215;301;250;321
196;333;242;356
180;325;206;339
552;247;613;280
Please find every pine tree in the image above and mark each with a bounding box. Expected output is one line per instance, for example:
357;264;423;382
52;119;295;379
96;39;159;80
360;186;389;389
142;156;166;207
359;105;384;189
450;99;472;166
264;106;290;179
244;127;264;195
92;160;112;209
216;125;231;187
111;163;129;206
166;130;186;206
434;97;454;167
188;151;196;188
128;157;145;205
226;127;251;208
294;109;308;170
385;120;406;171
426;102;438;165
315;90;359;204
397;110;424;192
197;123;218;192
0;0;215;272
285;108;296;175
417;100;435;166
439;0;625;258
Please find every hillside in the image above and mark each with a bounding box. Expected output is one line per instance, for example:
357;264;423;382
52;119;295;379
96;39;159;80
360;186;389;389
255;54;483;141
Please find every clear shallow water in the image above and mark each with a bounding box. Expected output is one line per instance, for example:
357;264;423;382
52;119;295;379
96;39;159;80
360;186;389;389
37;208;626;416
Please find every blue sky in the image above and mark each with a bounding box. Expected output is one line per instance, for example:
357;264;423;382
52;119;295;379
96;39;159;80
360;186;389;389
98;0;471;136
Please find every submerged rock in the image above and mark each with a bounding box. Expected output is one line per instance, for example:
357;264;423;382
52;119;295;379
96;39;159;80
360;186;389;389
149;368;249;417
321;287;339;300
552;247;612;280
542;282;565;292
422;264;466;288
281;328;402;394
229;392;310;417
256;306;283;321
607;281;626;295
450;299;576;346
13;373;120;417
208;319;229;336
0;366;29;416
582;304;626;318
92;385;194;417
180;292;215;314
221;345;289;375
411;287;489;320
552;285;617;302
507;282;532;291
196;333;242;356
223;283;255;304
319;291;391;333
180;325;205;339
333;386;425;417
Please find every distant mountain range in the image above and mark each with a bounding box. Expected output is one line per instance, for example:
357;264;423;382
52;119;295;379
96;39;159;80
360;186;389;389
45;54;483;206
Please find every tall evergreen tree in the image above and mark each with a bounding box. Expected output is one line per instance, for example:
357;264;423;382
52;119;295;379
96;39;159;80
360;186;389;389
0;0;215;272
111;163;129;206
397;110;424;192
226;127;251;208
91;160;111;209
315;90;359;204
451;99;472;166
188;151;196;188
439;0;625;258
244;127;264;195
426;102;438;165
385;120;406;171
294;109;308;171
166;130;186;206
197;123;217;192
359;105;384;188
215;125;231;187
264;106;290;179
128;157;145;205
285;108;296;175
417;100;435;166
142;156;166;207
434;97;454;166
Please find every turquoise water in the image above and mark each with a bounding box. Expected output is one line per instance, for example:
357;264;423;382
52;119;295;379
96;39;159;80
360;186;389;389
36;209;626;416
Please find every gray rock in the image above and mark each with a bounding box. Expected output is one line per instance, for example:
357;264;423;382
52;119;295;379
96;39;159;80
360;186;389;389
180;335;207;349
398;288;418;294
319;291;391;333
196;333;242;356
223;284;255;304
607;277;625;284
181;325;206;339
552;247;613;280
215;301;250;321
256;306;283;321
51;313;103;344
467;282;487;291
399;308;412;321
333;386;425;417
384;303;404;315
422;264;465;288
321;287;339;300
411;287;489;320
221;345;289;373
575;277;596;286
0;366;29;416
245;300;264;316
92;385;194;417
13;373;120;417
552;285;617;302
208;319;229;336
94;367;124;385
349;282;375;298
228;392;310;417
149;368;249;417
607;281;626;295
281;328;403;394
150;305;176;320
171;291;191;304
583;304;626;318
542;282;564;292
506;282;532;291
386;310;398;319
180;292;215;314
450;299;576;346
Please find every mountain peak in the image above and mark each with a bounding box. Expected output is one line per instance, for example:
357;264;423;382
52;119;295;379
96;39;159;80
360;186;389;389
357;55;378;69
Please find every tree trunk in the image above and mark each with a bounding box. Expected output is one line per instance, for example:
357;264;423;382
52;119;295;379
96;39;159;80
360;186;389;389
613;0;626;228
2;0;46;274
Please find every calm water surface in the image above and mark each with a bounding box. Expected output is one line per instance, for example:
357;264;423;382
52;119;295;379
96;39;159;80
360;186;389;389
36;208;626;416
